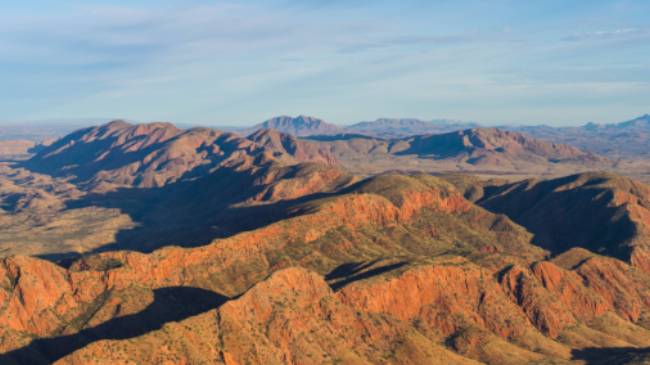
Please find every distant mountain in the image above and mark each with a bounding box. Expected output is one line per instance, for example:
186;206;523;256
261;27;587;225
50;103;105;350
239;115;343;137
236;115;477;139
346;118;478;138
401;128;606;165
508;114;650;158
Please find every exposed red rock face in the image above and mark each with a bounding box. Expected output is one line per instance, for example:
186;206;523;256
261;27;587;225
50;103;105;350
8;255;650;364
499;264;579;338
1;171;650;364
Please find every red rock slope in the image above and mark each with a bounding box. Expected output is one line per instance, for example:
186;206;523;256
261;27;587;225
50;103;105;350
1;174;650;364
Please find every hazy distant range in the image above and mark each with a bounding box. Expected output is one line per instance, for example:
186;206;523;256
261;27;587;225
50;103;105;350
1;114;649;159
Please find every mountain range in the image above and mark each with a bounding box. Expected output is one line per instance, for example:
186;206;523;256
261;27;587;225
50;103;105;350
0;119;650;363
229;114;650;162
512;114;650;158
231;115;478;138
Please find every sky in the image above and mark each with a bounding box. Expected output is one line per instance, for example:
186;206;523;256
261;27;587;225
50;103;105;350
1;0;649;126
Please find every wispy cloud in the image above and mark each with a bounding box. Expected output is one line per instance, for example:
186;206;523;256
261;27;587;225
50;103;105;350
563;27;650;42
0;1;649;125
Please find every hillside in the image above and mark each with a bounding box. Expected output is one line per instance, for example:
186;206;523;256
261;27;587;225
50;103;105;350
475;172;650;273
1;173;650;363
303;127;610;175
23;120;338;192
1;121;354;257
1;120;650;363
246;128;337;166
399;128;605;165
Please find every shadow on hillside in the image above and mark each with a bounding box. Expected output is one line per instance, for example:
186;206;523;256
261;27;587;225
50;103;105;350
327;260;407;291
0;286;229;364
60;167;337;259
19;125;173;183
571;347;650;364
477;173;637;261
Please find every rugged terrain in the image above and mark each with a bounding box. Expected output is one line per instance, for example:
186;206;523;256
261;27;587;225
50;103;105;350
473;172;650;274
0;120;650;364
239;114;650;182
1;121;348;258
304;127;611;176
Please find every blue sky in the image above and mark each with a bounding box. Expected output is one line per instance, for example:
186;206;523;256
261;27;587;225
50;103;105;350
1;0;649;126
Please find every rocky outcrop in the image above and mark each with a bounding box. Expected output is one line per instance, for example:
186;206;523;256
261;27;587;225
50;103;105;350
3;228;650;363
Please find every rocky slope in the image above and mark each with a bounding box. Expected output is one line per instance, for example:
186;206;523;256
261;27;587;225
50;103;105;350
25;121;338;191
1;173;650;363
247;128;337;166
3;121;352;257
25;120;279;191
474;172;650;274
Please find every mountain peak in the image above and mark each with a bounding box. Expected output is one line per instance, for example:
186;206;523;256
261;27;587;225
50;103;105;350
254;115;342;136
104;119;131;128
